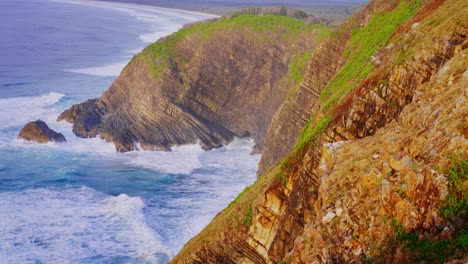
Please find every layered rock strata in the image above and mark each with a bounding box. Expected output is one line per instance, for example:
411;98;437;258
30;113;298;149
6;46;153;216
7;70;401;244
258;0;405;175
58;15;327;152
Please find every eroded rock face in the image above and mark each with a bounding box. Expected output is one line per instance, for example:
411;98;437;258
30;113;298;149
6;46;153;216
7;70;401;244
171;0;468;263
18;120;66;143
257;0;399;175
59;17;321;152
258;31;349;175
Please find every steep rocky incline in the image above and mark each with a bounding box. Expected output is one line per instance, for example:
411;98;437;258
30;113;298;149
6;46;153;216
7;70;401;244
58;15;331;152
172;0;467;263
258;0;412;175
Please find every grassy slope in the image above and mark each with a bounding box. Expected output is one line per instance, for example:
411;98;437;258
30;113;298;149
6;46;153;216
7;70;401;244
132;14;331;80
168;14;331;262
293;0;423;154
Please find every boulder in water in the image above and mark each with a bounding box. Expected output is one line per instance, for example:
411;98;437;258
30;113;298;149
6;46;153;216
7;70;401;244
18;120;66;143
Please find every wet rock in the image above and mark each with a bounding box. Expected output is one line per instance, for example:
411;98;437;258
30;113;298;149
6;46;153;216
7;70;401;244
57;99;106;138
18;120;66;143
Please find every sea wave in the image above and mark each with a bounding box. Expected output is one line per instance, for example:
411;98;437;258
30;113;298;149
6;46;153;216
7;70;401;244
0;92;65;129
0;186;171;263
59;0;215;77
126;143;204;174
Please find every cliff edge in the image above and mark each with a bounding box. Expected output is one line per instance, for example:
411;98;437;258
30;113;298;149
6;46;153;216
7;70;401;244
58;15;331;152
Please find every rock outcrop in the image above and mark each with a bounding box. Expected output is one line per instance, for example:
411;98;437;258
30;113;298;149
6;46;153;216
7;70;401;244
58;15;330;152
172;0;467;263
18;120;66;143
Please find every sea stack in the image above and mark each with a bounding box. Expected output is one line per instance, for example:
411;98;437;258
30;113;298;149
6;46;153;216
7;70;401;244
18;120;66;143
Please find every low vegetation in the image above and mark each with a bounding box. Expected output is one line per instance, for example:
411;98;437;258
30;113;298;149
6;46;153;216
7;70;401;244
320;0;423;112
136;14;331;78
276;0;424;168
387;219;467;263
440;154;467;218
379;155;467;263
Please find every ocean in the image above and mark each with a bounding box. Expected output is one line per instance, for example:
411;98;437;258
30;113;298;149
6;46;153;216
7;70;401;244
0;0;259;263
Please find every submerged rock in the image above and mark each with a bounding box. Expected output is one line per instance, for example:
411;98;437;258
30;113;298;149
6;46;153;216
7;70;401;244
18;120;66;143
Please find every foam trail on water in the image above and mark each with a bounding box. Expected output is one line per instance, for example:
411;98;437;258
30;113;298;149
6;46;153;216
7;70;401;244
0;92;117;154
0;186;171;263
58;0;216;76
55;0;219;19
126;143;205;174
64;62;128;77
126;138;257;175
0;92;64;129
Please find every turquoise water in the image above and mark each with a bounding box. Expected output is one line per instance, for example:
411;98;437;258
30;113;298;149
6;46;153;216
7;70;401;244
0;1;258;263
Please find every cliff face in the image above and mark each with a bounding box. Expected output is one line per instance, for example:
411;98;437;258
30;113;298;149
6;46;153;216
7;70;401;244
258;0;415;175
257;20;349;175
58;15;330;152
172;0;467;263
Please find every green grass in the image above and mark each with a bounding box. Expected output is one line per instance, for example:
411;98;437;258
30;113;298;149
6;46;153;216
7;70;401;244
276;1;423;168
136;14;330;79
277;172;288;186
243;207;253;227
389;220;467;263
274;0;425;171
314;25;333;42
228;185;251;208
319;0;423;112
286;51;312;97
294;116;332;152
382;154;467;263
439;154;467;218
285;25;331;97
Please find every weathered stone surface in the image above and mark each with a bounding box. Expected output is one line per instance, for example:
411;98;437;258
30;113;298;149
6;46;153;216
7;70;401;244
321;212;336;224
256;0;381;175
59;18;321;152
18;120;66;143
171;0;468;263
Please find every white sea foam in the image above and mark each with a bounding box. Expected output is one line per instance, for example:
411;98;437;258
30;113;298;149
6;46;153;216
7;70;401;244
0;186;171;263
155;137;260;251
0;91;258;178
127;143;204;174
58;0;216;76
55;0;218;19
64;62;128;77
126;138;258;175
138;26;178;43
1;1;258;262
225;137;257;150
0;92;64;129
56;0;219;43
0;92;117;154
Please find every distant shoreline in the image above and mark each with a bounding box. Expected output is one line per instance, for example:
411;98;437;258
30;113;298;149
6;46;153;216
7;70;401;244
56;0;220;18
